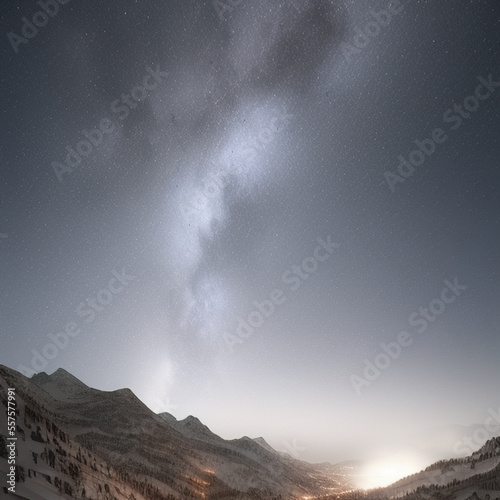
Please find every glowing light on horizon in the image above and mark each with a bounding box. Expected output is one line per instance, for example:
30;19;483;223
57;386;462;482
355;454;426;490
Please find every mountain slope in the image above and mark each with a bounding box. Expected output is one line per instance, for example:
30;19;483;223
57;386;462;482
0;364;353;499
321;438;500;500
378;438;500;499
158;410;355;495
253;437;279;456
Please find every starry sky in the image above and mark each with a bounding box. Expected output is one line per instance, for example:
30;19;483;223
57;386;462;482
1;0;499;482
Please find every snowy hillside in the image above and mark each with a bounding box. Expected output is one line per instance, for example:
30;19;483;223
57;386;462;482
0;365;353;499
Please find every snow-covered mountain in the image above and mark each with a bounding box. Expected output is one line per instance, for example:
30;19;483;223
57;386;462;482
2;364;498;500
378;448;500;500
324;439;500;500
0;364;353;499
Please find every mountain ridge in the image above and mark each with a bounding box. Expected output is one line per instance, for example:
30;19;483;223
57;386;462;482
0;364;354;499
1;364;499;500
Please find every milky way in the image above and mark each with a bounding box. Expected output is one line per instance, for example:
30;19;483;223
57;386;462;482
1;0;499;469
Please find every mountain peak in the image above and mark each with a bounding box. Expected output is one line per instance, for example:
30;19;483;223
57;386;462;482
53;367;70;375
158;412;177;424
32;367;89;400
180;415;210;432
253;436;278;454
183;415;202;424
163;414;223;443
473;436;500;458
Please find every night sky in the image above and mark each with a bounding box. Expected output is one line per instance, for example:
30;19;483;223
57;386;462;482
1;0;499;486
